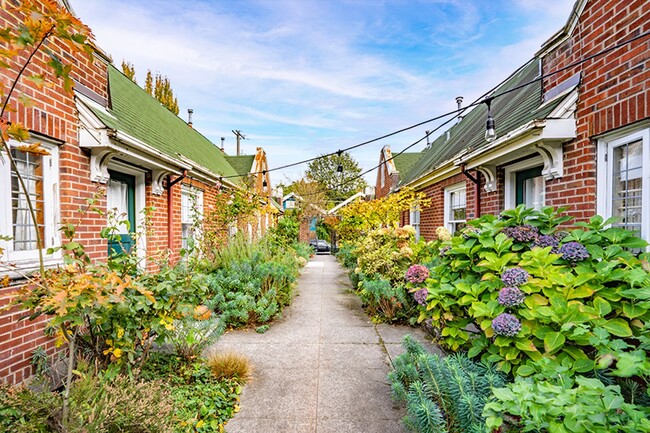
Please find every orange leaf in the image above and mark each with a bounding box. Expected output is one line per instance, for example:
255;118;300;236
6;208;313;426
16;142;50;156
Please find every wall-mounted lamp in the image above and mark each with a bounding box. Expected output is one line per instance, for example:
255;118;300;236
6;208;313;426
484;98;497;142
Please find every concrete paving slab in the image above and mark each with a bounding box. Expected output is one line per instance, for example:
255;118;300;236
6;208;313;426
212;254;439;433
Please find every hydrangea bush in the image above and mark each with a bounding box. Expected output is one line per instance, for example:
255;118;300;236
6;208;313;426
413;205;650;376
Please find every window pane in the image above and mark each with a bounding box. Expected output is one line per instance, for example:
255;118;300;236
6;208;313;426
11;149;44;251
523;175;545;210
612;140;643;232
107;178;129;217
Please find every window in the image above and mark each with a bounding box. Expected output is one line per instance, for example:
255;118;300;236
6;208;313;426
409;204;421;241
598;127;650;242
0;139;60;267
444;183;466;234
504;157;545;210
181;185;203;250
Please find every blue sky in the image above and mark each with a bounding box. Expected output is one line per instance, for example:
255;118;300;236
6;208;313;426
71;0;575;186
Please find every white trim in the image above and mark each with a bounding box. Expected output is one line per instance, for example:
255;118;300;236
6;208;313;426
443;182;467;233
597;127;650;243
0;138;62;274
107;161;147;266
504;156;545;211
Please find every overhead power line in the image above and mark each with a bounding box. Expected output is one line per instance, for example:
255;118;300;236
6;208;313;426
219;29;650;182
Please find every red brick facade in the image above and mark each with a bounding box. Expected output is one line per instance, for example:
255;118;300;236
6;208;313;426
1;2;110;383
0;3;252;384
399;0;650;241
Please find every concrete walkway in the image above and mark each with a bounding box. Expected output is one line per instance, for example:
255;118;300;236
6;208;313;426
211;254;437;433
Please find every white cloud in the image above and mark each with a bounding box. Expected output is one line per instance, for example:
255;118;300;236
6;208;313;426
71;0;575;184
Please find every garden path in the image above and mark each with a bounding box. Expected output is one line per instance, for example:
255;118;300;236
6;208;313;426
210;254;439;433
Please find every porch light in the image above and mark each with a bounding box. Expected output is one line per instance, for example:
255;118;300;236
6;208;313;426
484;98;496;142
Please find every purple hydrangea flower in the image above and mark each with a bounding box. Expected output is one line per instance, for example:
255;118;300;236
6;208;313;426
558;241;590;263
532;234;560;252
413;288;429;306
491;313;522;337
498;286;526;307
502;225;539;243
405;264;429;284
501;267;529;287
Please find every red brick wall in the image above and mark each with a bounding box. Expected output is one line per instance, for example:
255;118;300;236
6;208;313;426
403;0;649;238
414;173;474;241
375;158;391;199
0;2;109;384
541;0;650;221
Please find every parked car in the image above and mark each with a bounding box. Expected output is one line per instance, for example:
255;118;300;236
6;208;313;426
309;239;331;253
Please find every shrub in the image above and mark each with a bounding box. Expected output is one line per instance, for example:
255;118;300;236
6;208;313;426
358;276;415;322
484;358;650;433
0;382;55;433
140;353;243;432
412;206;650;375
205;351;252;383
388;336;505;433
205;242;299;328
166;316;224;361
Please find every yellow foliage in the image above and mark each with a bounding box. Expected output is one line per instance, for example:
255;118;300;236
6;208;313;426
336;187;430;242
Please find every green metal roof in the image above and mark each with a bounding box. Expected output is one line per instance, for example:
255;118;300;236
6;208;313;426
400;59;566;186
392;152;421;179
88;64;238;179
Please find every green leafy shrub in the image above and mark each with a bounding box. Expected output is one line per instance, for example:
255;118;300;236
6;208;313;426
413;206;650;375
358;276;415;322
484;358;650;432
355;226;417;285
141;353;242;432
167;316;224;361
205;241;300;328
389;336;505;433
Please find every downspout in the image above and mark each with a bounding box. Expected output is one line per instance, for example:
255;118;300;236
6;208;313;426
166;170;187;250
460;164;481;218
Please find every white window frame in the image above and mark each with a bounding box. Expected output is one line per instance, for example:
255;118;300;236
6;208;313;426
444;182;466;234
181;185;204;250
106;161;146;264
504;155;545;211
597;126;650;243
409;204;421;241
0;138;61;273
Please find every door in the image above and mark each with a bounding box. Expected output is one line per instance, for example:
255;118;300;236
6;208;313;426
107;170;136;255
515;166;545;210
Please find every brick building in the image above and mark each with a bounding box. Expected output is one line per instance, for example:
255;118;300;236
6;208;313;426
0;1;273;383
376;0;649;244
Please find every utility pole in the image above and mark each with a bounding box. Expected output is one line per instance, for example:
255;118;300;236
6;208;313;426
232;130;246;156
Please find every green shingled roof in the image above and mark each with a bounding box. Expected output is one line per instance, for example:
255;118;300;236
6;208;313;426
401;59;566;186
87;64;238;179
225;155;255;177
392;152;421;179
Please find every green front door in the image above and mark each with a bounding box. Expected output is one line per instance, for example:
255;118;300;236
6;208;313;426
515;166;545;210
107;170;136;255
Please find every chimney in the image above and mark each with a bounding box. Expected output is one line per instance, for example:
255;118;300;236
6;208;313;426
455;96;463;123
187;108;193;128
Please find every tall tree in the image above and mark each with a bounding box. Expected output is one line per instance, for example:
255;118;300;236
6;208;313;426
305;151;367;202
121;60;136;83
123;65;179;115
